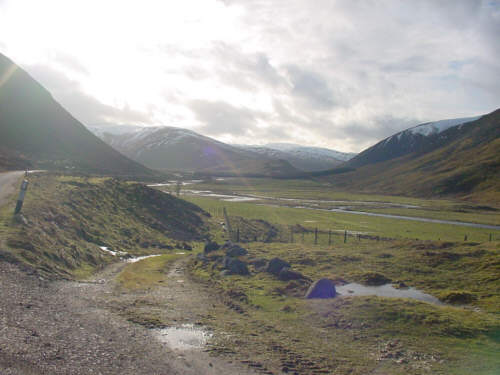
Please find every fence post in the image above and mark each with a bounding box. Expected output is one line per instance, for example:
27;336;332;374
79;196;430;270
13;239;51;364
223;207;234;241
14;179;29;214
344;230;347;243
314;228;318;245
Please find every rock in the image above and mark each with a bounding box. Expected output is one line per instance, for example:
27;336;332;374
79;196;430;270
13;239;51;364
249;258;267;271
223;257;249;275
359;272;391;286
225;244;248;257
204;241;220;253
440;291;476;304
305;279;337;299
278;267;306;281
266;258;291;276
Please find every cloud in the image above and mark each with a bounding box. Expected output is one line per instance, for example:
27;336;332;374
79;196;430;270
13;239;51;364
285;65;338;110
1;0;498;152
189;99;265;136
26;64;152;125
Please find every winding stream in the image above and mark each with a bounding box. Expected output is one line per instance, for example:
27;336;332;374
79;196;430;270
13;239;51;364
180;189;500;230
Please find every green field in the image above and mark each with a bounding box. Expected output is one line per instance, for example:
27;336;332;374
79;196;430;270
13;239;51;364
173;178;500;374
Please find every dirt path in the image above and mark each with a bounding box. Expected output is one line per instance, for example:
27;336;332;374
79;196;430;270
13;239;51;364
0;257;261;375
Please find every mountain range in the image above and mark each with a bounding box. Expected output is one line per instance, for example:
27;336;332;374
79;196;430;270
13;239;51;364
1;51;497;201
0;53;153;177
88;125;354;174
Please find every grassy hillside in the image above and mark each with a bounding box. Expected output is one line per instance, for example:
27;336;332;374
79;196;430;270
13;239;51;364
0;53;154;177
0;174;209;278
323;109;500;203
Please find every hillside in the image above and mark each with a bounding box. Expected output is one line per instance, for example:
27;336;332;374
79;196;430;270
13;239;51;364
90;125;300;177
324;109;500;203
0;53;154;177
235;143;356;172
1;174;208;279
347;115;481;168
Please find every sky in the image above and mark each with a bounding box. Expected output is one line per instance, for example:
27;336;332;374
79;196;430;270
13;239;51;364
0;0;499;152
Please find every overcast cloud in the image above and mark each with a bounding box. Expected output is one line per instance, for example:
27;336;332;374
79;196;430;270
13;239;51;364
0;0;498;152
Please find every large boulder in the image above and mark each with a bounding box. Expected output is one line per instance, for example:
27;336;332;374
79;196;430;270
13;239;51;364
225;244;248;257
266;258;291;276
305;279;337;299
204;241;220;253
249;258;268;271
223;257;249;275
278;267;307;281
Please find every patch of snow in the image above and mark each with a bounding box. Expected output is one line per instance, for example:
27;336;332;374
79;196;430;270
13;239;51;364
99;246;127;256
126;254;162;263
407;116;481;137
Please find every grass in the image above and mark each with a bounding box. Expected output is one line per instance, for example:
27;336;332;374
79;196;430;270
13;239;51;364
0;173;208;279
185;195;498;242
116;253;184;290
189;235;500;374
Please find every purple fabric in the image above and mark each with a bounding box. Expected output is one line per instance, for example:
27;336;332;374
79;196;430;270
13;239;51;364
305;279;336;299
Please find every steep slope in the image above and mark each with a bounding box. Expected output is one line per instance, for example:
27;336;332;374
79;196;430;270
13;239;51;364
325;109;500;202
347;116;481;168
93;126;300;177
236;143;356;172
0;53;154;177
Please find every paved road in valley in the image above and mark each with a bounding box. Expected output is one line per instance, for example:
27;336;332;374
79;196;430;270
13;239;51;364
0;171;24;208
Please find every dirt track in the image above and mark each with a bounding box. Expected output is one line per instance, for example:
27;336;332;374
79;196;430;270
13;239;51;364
0;257;261;375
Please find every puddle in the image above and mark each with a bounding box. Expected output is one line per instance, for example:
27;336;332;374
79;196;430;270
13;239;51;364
336;283;443;305
126;254;161;263
155;324;212;350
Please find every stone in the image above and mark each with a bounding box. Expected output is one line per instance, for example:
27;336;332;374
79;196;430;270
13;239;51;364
249;258;267;271
266;258;291;276
278;267;306;281
223;257;249;275
225;244;248;257
305;279;337;299
204;241;220;253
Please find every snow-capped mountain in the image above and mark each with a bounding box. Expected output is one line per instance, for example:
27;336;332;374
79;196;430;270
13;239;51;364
88;125;356;173
348;115;484;168
87;125;300;176
236;143;356;172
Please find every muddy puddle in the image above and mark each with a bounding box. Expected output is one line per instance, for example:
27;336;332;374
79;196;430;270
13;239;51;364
336;283;443;305
154;324;212;350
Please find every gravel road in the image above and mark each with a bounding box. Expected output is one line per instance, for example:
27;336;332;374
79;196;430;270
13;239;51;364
0;258;261;375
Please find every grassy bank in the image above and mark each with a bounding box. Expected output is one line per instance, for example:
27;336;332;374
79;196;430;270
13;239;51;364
0;174;208;279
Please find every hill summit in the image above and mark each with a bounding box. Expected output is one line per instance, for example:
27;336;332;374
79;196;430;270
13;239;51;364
0;53;153;176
